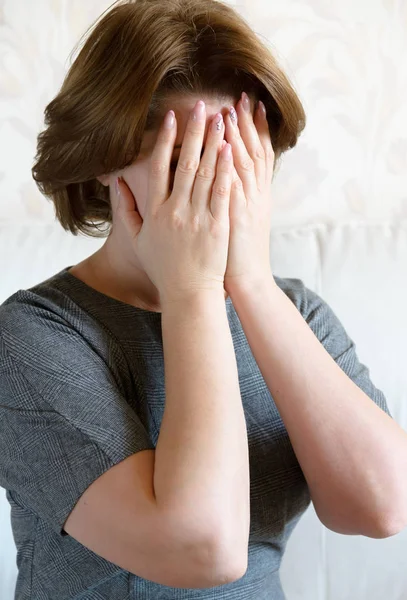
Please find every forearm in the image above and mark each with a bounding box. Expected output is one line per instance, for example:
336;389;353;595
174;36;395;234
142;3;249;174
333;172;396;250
229;276;407;538
154;289;250;552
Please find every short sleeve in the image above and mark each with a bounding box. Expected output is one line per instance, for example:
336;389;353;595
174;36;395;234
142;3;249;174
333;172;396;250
303;285;392;419
0;301;155;538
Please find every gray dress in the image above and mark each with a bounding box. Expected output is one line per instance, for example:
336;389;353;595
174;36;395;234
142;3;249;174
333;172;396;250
0;267;392;599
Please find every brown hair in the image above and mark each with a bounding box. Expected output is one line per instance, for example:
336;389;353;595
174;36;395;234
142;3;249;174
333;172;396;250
32;0;306;238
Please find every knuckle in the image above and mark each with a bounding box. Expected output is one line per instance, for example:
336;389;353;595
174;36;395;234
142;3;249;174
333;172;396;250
213;183;229;197
169;210;184;229
232;177;243;192
177;157;199;174
150;159;168;175
190;213;202;232
241;156;255;172
255;145;266;160
196;163;215;181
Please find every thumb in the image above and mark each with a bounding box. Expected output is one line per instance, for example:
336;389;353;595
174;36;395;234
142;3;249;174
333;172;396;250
115;176;143;236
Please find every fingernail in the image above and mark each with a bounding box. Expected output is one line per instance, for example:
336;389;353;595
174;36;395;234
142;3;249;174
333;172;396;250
229;106;238;125
164;110;175;129
212;113;223;133
224;143;232;160
192;100;205;121
258;100;267;119
242;92;250;113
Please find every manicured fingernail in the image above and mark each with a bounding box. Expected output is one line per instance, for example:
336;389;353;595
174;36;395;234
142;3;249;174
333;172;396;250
164;110;175;129
224;143;232;160
212;113;223;133
242;92;250;113
229;106;238;125
258;100;267;118
192;100;205;121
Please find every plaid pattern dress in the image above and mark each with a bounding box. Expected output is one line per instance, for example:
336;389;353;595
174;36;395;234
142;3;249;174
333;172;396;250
0;267;392;599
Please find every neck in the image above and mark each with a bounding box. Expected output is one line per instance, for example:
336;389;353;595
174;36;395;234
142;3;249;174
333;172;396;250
78;234;228;312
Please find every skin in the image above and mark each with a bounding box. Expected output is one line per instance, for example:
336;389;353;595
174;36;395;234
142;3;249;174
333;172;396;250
69;90;407;542
69;93;241;312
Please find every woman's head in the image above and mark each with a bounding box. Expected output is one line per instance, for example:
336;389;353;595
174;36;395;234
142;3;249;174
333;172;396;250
32;0;306;238
103;92;240;221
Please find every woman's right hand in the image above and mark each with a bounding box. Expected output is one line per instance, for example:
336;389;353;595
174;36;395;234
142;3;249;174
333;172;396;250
115;100;234;304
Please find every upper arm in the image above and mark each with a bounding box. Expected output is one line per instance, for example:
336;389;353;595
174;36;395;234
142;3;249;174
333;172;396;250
63;449;229;588
303;284;392;418
275;276;391;416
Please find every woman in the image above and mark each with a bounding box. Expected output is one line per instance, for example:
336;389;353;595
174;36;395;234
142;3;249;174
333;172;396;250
0;0;404;599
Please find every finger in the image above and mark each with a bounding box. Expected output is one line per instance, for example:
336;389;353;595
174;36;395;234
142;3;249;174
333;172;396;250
253;100;275;184
191;112;225;212
235;93;267;187
224;106;258;200
230;165;246;214
210;142;234;222
171;100;206;206
148;109;178;213
116;176;143;240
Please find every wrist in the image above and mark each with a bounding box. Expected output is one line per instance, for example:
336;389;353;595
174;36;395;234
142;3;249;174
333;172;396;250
225;272;277;298
160;285;227;310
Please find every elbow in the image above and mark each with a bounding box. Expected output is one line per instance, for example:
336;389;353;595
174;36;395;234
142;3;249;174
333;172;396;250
205;543;248;586
368;511;407;539
320;512;407;539
202;527;249;586
363;492;407;538
330;511;407;539
149;533;248;590
313;489;407;539
159;506;248;588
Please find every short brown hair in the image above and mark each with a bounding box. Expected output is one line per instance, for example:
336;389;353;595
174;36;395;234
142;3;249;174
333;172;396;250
32;0;306;238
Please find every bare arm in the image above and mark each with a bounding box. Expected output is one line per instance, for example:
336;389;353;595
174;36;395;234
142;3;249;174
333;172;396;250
63;287;250;588
228;275;407;539
155;288;250;576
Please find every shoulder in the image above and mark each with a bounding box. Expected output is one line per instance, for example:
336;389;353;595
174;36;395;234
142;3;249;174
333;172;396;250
0;273;113;347
1;274;83;329
273;274;392;417
0;284;123;395
0;286;147;459
0;288;93;367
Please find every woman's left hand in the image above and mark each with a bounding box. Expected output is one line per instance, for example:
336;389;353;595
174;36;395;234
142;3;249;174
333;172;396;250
223;92;275;293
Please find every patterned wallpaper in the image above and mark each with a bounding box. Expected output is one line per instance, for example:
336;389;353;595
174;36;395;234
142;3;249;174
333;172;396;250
0;0;406;230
